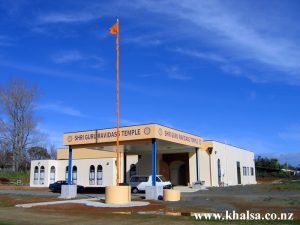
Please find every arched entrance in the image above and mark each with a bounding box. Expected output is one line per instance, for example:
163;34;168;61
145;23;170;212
129;164;137;178
169;160;186;185
161;153;189;186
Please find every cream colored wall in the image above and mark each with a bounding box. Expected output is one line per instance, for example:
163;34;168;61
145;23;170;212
125;155;139;182
30;158;115;187
199;149;211;186
30;160;58;187
57;148;116;160
208;141;256;186
30;140;256;188
189;152;197;185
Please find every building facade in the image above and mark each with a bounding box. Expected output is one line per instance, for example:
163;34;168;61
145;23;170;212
30;124;256;187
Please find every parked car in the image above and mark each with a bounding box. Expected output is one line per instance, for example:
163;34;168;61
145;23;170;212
129;175;172;193
49;180;84;193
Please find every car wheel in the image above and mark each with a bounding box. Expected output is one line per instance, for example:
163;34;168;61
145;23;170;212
132;187;139;194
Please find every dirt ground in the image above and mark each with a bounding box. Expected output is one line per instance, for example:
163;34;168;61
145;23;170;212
0;184;49;191
0;181;299;225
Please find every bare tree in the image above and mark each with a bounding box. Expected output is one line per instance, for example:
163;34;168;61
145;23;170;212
0;77;39;171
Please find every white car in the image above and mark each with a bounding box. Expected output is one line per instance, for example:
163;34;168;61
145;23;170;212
129;175;172;193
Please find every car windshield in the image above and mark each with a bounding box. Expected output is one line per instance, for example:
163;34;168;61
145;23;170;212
158;175;167;182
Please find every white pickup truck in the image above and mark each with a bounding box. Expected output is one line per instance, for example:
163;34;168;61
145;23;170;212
129;175;172;193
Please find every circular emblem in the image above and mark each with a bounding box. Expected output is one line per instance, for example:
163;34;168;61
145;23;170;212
144;127;151;135
67;136;73;142
158;128;163;136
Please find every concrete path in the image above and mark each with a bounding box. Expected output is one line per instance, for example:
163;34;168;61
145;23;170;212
173;186;207;193
15;198;150;208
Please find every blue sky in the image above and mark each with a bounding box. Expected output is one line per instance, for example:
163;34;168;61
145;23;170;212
0;0;300;166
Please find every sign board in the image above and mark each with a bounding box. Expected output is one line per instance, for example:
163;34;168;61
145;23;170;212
64;124;202;148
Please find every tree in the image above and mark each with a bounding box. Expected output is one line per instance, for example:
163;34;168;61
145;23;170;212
49;144;57;160
0;77;39;171
28;146;50;160
0;139;12;170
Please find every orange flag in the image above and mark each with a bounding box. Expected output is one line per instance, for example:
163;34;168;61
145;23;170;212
109;20;119;35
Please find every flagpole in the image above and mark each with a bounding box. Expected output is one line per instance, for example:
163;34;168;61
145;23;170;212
115;18;120;186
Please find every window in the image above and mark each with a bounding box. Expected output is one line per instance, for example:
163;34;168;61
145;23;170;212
139;176;149;182
34;166;39;184
97;165;103;185
129;164;137;178
243;166;246;176
72;166;77;184
39;166;45;184
65;166;69;181
50;166;55;184
89;165;95;185
236;161;241;184
217;159;221;185
158;175;167;182
247;167;249;176
251;167;254;176
130;176;148;182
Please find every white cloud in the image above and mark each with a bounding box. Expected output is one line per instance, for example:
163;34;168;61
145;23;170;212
124;34;162;47
173;47;226;63
35;2;115;25
0;59;112;85
131;0;300;84
12;0;300;85
35;102;86;118
0;60;179;98
120;119;141;126
52;50;83;63
165;65;191;80
51;50;105;68
38;12;97;24
220;64;241;76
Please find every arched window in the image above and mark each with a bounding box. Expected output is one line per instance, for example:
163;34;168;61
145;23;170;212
217;159;221;186
72;166;77;184
50;166;55;184
34;166;39;185
89;165;95;185
40;166;45;184
65;166;69;181
97;165;103;185
129;164;137;178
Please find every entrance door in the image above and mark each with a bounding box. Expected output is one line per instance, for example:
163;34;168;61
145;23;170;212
236;161;241;184
170;160;186;185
